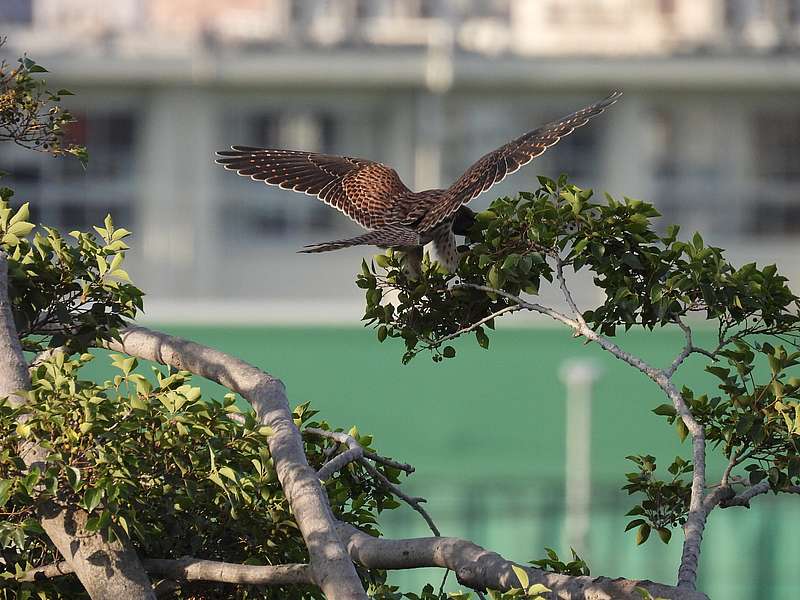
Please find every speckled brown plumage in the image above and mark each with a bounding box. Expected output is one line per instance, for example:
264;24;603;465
216;90;621;271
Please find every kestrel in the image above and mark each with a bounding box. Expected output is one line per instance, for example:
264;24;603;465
216;90;621;272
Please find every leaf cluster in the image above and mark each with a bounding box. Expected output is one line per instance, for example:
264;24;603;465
0;353;404;598
529;547;589;576
0;44;86;164
0;194;143;353
622;455;692;546
655;342;800;491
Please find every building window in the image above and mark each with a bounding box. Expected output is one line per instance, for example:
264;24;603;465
650;109;678;178
217;110;341;241
745;111;800;236
791;0;800;24
725;0;768;28
753;112;800;180
0;109;139;232
0;0;33;24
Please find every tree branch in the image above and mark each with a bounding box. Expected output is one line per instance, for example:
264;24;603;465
305;428;440;536
308;428;365;481
431;304;521;346
456;284;579;329
305;427;415;475
23;523;710;600
335;522;709;600
665;318;693;378
359;458;441;536
457;280;708;590
0;251;156;600
21;558;313;586
104;326;368;600
718;481;800;509
554;254;586;328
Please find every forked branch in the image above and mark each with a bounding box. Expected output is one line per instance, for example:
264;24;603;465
459;257;710;590
305;427;439;536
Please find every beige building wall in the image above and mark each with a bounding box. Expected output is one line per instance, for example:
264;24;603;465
1;0;799;322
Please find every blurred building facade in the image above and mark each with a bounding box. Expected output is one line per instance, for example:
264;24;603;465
1;0;800;321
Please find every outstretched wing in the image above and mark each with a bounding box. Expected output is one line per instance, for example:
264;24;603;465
416;90;622;231
215;146;411;230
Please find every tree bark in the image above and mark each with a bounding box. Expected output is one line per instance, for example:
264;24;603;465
0;252;156;600
104;325;369;600
22;558;313;586
336;522;710;600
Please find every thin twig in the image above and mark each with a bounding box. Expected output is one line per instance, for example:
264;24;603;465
305;428;415;475
665;318;693;378
358;458;440;537
438;567;451;597
303;428;439;533
432;304;521;346
456;283;578;329
554;254;586;327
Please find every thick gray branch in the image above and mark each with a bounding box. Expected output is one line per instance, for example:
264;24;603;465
105;326;368;600
717;481;800;508
22;558;313;586
24;522;709;600
0;252;156;600
335;522;709;600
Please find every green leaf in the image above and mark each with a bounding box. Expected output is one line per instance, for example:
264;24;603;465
0;480;12;508
488;265;501;289
656;527;671;544
511;564;529;589
66;466;81;491
527;583;551;596
83;488;103;513
109;252;124;273
2;232;20;246
475;327;490;350
652;404;676;417
218;466;238;483
374;253;390;268
675;419;689;443
8;202;29;226
625;518;646;532
636;523;651;545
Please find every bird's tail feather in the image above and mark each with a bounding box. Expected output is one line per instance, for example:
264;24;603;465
298;226;421;253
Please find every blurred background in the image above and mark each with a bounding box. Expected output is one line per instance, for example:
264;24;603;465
2;1;800;598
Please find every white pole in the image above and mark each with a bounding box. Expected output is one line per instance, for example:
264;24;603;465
559;359;602;556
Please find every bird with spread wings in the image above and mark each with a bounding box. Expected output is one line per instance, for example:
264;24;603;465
216;90;621;272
